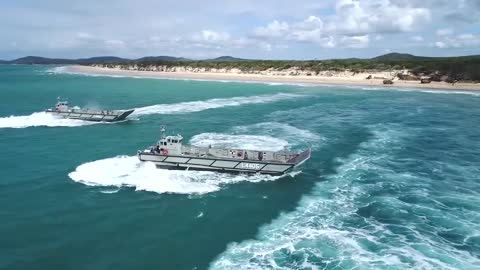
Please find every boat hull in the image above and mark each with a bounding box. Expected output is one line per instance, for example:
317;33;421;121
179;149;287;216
137;152;310;175
46;109;134;122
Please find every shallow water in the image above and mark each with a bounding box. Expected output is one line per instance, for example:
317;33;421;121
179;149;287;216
1;65;479;270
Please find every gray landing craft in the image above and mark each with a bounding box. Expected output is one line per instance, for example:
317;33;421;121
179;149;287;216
137;127;311;175
45;98;134;122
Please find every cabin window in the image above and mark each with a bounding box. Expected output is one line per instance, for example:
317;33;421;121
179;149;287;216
167;139;171;143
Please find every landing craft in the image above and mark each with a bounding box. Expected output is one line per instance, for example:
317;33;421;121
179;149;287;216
137;126;311;175
45;98;134;122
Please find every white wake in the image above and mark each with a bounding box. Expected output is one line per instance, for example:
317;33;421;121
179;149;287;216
1;94;304;129
190;122;323;152
190;133;289;151
132;93;303;116
69;156;288;195
0;112;97;128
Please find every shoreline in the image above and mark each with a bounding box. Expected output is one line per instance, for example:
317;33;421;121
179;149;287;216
64;65;480;92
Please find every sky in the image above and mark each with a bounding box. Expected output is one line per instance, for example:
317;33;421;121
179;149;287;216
0;0;479;60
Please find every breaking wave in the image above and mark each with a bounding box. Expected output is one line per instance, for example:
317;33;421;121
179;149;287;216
0;112;98;128
132;93;304;116
69;156;290;195
45;66;67;74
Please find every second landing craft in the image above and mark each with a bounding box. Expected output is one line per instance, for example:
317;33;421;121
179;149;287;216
46;98;134;122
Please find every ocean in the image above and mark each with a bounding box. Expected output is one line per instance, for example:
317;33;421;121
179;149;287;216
0;65;479;270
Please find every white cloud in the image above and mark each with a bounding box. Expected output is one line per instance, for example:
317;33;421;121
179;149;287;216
249;0;432;50
435;41;447;48
149;36;162;42
76;32;93;39
290;16;325;43
435;33;480;48
295;16;324;31
105;39;125;49
182;29;276;54
410;35;424;42
330;0;431;35
253;21;289;38
436;28;453;36
197;30;231;42
251;15;371;49
340;35;370;48
259;42;272;51
0;0;479;59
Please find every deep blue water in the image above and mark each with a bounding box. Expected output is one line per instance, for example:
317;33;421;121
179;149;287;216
0;65;479;270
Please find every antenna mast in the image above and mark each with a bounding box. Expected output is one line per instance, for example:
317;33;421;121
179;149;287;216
160;125;166;139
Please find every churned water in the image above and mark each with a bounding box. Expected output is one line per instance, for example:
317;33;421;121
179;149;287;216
0;65;479;270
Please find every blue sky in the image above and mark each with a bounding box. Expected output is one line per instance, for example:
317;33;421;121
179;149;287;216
1;0;479;60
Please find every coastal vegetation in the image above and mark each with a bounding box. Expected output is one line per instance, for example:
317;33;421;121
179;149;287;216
99;53;480;82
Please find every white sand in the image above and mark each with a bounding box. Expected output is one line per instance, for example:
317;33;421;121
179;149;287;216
65;65;480;92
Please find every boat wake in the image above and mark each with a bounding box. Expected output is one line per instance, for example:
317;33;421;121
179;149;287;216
1;94;303;129
234;122;323;149
190;122;323;151
69;156;293;195
210;124;480;270
132;93;304;116
190;134;289;152
0;112;98;128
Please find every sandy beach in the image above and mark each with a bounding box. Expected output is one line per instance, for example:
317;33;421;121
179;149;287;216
65;65;480;92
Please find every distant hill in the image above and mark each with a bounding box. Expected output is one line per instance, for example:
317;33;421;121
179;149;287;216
2;56;130;65
76;56;130;64
135;56;189;62
10;56;76;65
371;53;428;61
207;56;249;61
0;55;192;64
0;55;184;65
371;53;480;61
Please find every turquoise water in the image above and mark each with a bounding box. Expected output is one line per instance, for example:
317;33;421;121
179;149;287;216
1;65;479;270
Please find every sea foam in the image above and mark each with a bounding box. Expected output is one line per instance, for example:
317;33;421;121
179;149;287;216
68;156;289;195
210;124;480;270
0;94;303;129
131;93;304;116
69;130;307;194
0;112;98;128
190;122;322;152
190;133;289;152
